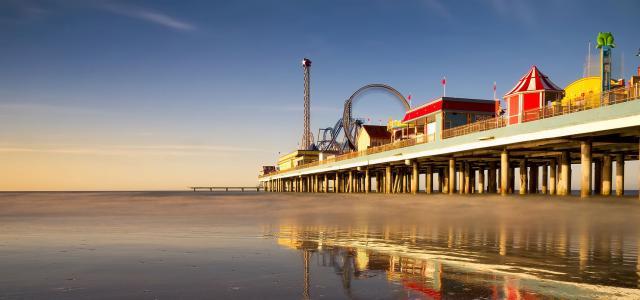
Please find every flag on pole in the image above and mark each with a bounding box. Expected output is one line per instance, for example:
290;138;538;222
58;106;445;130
442;77;447;97
407;94;412;107
493;81;497;100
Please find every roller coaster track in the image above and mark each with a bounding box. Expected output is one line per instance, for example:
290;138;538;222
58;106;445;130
342;84;410;151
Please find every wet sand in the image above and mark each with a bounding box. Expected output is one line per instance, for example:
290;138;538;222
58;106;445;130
1;192;639;299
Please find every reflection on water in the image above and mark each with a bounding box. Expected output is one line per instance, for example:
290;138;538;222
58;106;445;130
1;192;640;299
270;223;640;299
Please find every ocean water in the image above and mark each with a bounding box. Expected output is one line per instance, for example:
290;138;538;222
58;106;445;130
0;192;639;299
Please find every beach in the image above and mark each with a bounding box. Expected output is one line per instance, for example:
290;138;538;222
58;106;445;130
1;192;639;299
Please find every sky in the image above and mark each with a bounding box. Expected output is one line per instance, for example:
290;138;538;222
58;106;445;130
0;0;639;190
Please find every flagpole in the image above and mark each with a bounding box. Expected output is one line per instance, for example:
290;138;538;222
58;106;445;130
493;81;497;100
442;76;446;97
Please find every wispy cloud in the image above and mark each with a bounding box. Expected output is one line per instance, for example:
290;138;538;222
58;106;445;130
0;0;49;24
421;0;452;20
101;2;196;31
489;0;536;27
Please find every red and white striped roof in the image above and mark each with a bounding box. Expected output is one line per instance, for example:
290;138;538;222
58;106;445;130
505;66;563;96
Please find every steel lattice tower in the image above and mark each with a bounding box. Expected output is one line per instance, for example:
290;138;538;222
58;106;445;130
301;58;313;150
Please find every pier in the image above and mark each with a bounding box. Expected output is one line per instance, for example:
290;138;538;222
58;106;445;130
259;87;640;198
259;33;639;199
190;186;262;192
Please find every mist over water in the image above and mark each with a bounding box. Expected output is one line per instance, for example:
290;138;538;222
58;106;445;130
0;192;639;299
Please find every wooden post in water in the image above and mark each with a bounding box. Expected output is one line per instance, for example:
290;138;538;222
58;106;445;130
497;168;501;193
559;151;570;196
581;141;592;198
593;158;602;195
488;162;496;193
411;161;418;195
426;166;433;194
442;168;448;194
385;165;392;194
541;163;548;194
463;162;470;194
365;168;370;194
520;159;528;195
500;150;509;196
602;154;612;196
478;167;484;194
458;163;464;195
508;166;515;194
615;154;624;196
470;168;476;194
528;163;537;194
324;174;328;193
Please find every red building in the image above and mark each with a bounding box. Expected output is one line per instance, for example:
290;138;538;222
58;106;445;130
505;66;564;125
396;97;497;142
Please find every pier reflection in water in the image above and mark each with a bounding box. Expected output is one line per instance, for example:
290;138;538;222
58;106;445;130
2;192;640;299
270;222;640;299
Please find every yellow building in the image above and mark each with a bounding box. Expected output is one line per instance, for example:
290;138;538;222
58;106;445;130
277;150;320;171
357;125;391;150
560;76;601;108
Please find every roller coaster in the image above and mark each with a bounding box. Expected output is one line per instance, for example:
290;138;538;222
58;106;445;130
317;84;410;153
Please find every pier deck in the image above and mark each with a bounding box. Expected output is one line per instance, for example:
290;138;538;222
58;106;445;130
190;186;261;192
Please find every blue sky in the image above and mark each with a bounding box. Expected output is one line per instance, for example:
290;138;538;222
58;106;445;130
0;0;639;189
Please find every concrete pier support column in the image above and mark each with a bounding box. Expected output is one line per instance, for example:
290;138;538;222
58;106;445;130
348;171;354;193
529;163;537;194
449;158;456;194
312;176;316;193
457;163;463;195
488;162;496;193
478;167;485;194
324;174;328;193
581;141;592;198
520;159;528;195
426;166;433;194
559;151;570;196
615;154;624;196
549;159;557;195
602;154;612;196
335;173;340;193
365;169;370;194
442;168;449;194
500;150;509;196
594;159;602;195
509;166;515;194
385;165;392;194
411;161;418;195
542;163;548;194
463;162;470;194
470;168;476;194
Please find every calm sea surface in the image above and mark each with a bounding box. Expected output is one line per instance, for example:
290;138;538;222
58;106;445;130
0;192;639;299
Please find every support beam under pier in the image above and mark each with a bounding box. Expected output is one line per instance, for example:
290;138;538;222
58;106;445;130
581;141;592;198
